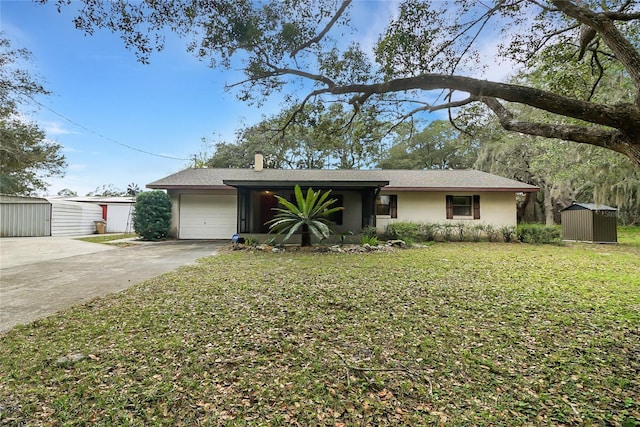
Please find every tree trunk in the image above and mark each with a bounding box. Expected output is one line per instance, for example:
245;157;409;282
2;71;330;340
542;185;555;226
301;224;311;247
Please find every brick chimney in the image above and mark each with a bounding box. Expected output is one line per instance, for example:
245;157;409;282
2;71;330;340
254;151;264;172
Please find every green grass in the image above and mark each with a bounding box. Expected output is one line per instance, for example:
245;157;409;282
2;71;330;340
1;234;639;425
619;225;640;247
76;233;137;244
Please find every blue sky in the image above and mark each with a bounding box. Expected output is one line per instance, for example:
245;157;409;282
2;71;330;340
2;1;514;196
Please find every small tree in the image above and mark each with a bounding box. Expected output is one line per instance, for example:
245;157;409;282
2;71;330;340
133;190;172;241
267;185;343;247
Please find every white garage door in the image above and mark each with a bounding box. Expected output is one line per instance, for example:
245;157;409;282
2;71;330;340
179;194;237;239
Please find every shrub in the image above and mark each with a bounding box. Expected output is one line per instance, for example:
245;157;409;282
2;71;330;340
470;224;484;242
244;236;258;246
359;234;380;246
516;223;562;244
440;223;455;242
453;222;467;241
267;185;343;247
386;222;420;243
484;224;500;242
500;226;516;243
361;225;378;238
133;191;172;241
419;223;439;241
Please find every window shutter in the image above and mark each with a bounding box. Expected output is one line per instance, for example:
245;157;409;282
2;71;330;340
473;195;480;219
390;195;398;219
446;195;453;219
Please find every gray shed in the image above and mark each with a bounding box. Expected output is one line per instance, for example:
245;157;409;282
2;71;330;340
561;202;617;243
0;195;52;237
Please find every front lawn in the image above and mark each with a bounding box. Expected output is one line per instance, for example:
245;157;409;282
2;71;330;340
1;237;639;425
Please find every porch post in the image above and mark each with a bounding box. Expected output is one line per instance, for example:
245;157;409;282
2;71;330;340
361;188;377;229
237;188;251;233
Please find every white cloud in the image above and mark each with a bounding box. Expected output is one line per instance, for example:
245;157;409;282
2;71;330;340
67;163;87;172
43;121;77;135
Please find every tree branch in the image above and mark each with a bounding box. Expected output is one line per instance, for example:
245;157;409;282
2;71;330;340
482;96;626;153
602;11;640;20
328;74;640;133
551;0;640;103
289;0;352;58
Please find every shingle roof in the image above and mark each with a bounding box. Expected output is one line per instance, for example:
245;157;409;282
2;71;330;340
147;168;539;192
562;202;617;211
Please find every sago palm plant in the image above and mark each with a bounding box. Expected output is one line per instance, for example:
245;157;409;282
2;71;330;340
267;185;343;247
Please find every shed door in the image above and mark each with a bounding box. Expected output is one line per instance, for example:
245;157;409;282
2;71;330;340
179;194;237;239
0;202;51;237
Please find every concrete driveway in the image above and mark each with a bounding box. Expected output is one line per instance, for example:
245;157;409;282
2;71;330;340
0;236;225;333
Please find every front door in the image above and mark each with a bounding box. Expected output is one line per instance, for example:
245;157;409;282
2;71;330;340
259;193;279;233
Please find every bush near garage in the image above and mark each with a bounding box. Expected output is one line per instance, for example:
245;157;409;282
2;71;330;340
133;190;172;241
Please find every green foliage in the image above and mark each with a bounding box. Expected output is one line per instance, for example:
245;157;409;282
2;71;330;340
361;225;378;239
0;118;66;195
359;234;380;246
132;191;172;241
619;226;640;247
469;224;484;242
439;222;454;242
516;223;562;245
385;221;420;243
204;102;389;170
378;120;477;170
338;231;354;246
0;37;65;196
244;236;258;247
484;224;500;242
267;185;343;246
500;226;516;243
86;184;129;197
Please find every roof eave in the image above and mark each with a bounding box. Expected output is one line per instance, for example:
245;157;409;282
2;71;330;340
146;184;234;190
222;180;389;189
383;186;539;193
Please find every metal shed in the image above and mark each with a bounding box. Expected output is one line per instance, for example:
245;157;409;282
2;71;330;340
561;202;617;243
0;195;52;237
48;199;103;236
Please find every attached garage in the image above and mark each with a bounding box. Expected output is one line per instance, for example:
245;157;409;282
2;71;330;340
179;194;237;239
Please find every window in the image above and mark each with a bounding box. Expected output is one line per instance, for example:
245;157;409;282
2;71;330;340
446;195;480;219
453;196;472;216
376;195;397;218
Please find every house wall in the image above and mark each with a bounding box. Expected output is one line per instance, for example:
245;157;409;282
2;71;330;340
376;191;517;233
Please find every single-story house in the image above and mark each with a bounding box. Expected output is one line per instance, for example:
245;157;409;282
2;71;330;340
147;154;538;241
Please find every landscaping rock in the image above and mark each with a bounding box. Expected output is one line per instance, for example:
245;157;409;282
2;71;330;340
387;239;406;248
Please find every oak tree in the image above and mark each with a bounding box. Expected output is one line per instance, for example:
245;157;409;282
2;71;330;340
0;37;66;195
40;0;640;165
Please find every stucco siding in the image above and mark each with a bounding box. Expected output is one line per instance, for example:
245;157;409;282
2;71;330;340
377;191;517;233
